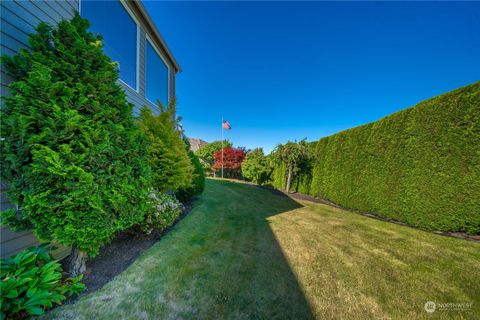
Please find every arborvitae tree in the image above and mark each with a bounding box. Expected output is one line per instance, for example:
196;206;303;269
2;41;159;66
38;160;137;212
1;14;152;276
177;137;205;202
138;102;193;193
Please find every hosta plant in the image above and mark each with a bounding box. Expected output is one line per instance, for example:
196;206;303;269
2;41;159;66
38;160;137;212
0;244;85;319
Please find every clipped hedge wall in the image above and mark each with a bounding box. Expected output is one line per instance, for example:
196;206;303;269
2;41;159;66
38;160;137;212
271;82;480;234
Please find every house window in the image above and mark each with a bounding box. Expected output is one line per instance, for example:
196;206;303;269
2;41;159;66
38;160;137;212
81;0;138;91
146;38;169;106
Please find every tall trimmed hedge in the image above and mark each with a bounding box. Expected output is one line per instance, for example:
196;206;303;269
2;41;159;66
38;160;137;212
271;82;480;234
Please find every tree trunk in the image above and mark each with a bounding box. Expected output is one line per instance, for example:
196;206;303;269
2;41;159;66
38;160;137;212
286;164;293;193
69;247;87;277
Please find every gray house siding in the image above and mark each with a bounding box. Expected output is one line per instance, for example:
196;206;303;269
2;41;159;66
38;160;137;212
0;0;179;258
1;0;79;106
0;0;78;259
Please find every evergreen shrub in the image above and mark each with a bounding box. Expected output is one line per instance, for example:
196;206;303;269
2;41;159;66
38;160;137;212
0;14;152;263
138;103;193;193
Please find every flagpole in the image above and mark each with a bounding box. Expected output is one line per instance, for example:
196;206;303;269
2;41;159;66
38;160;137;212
221;116;224;179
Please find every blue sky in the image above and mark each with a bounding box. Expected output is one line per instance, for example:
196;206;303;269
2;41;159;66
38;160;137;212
144;1;480;153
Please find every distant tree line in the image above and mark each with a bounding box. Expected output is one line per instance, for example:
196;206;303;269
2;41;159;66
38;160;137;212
195;140;247;179
194;137;311;193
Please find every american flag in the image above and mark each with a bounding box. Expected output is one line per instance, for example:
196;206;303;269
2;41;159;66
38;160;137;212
222;120;231;130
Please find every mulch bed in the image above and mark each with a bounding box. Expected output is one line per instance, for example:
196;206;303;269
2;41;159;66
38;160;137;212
61;200;195;302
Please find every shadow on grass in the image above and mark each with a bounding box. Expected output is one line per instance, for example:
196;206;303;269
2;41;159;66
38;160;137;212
203;179;314;319
48;179;315;319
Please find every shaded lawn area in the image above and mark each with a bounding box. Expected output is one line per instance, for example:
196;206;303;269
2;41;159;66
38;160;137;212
46;179;480;319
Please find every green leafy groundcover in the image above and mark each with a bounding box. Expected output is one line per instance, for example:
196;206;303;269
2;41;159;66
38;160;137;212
1;244;85;318
271;82;480;234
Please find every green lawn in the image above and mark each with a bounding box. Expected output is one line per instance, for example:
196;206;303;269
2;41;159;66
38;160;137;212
47;179;480;319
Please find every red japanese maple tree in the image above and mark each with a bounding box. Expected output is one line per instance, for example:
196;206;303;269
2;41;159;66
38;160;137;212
212;147;246;178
